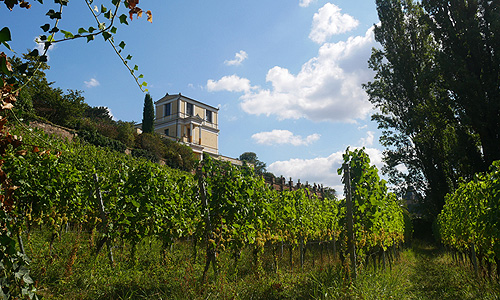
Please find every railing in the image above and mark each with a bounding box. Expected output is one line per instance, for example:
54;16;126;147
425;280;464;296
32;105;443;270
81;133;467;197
156;112;218;130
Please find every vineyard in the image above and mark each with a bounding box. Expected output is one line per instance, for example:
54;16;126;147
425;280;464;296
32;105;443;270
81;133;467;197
0;126;415;299
437;161;500;279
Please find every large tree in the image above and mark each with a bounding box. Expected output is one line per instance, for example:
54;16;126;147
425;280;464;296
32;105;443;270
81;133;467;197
365;0;483;217
239;152;266;176
422;0;500;168
142;93;155;134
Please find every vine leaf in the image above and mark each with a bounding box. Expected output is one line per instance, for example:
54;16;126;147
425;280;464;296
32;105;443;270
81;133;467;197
0;27;12;51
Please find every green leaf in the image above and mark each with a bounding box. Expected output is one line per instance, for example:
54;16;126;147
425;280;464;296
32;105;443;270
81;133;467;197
0;55;12;75
119;14;129;25
78;27;88;34
88;27;96;33
61;30;74;39
100;4;107;13
118;41;126;49
131;199;140;208
46;9;62;19
111;27;117;34
0;27;12;43
126;54;132;60
86;35;95;43
41;24;50;32
102;31;112;41
133;65;139;71
104;10;112;20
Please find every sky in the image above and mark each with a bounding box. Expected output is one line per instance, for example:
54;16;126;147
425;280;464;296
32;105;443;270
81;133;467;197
3;0;386;193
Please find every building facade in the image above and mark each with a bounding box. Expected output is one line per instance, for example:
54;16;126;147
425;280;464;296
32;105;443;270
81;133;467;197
154;93;219;159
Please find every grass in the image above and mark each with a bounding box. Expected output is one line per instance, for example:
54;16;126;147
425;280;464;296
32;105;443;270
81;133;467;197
21;230;500;299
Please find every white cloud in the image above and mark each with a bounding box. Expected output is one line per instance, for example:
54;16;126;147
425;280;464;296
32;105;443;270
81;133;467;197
34;36;55;60
268;147;384;193
224;50;248;66
299;0;316;7
237;26;376;123
207;74;255;93
359;131;374;146
309;3;359;44
252;129;320;146
106;107;116;120
84;78;100;88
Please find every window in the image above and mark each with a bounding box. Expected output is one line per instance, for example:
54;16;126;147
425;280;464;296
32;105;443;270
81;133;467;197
206;110;213;123
164;129;169;136
164;103;171;116
186;103;194;116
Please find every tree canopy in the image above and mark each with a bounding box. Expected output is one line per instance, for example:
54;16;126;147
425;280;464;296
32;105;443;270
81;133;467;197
239;152;266;176
365;0;498;218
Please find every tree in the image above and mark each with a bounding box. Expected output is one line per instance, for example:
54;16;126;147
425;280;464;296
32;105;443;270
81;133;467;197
422;0;500;168
84;106;113;122
239;152;266;176
365;0;483;218
142;93;155;134
7;53;50;119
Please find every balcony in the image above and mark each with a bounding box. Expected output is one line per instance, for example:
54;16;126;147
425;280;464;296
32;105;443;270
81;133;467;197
155;112;218;130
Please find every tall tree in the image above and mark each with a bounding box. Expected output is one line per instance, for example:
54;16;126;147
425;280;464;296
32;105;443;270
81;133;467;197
365;0;483;217
422;0;500;168
142;93;155;134
239;152;266;175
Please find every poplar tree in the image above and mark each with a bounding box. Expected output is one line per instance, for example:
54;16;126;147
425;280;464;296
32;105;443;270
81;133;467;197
142;93;155;133
365;0;484;217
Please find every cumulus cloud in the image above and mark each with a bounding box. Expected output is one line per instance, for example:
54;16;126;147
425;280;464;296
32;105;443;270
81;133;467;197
299;0;316;7
236;26;376;123
359;131;374;146
207;74;254;92
309;3;359;44
224;50;248;66
84;78;100;88
34;36;55;60
252;129;320;146
268;147;384;192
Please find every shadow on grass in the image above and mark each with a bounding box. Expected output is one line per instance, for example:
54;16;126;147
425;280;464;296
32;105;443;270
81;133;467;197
408;241;499;300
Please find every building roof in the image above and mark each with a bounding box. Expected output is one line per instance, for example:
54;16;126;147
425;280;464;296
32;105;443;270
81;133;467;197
155;93;219;111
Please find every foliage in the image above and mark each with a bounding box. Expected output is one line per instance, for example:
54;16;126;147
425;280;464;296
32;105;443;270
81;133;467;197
422;0;500;168
33;88;88;128
1;1;153;299
83;106;113;122
437;160;500;265
77;129;127;153
141;93;154;134
239;152;266;176
365;0;485;218
135;132;197;172
338;147;406;262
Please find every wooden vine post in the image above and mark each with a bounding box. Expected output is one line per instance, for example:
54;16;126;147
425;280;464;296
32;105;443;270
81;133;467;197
343;163;357;280
93;174;114;267
198;165;218;282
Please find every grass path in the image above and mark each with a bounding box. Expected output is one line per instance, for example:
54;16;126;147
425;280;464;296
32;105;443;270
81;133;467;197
386;242;499;300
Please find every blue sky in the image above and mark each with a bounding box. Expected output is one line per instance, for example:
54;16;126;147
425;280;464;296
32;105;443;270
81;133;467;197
4;0;386;192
